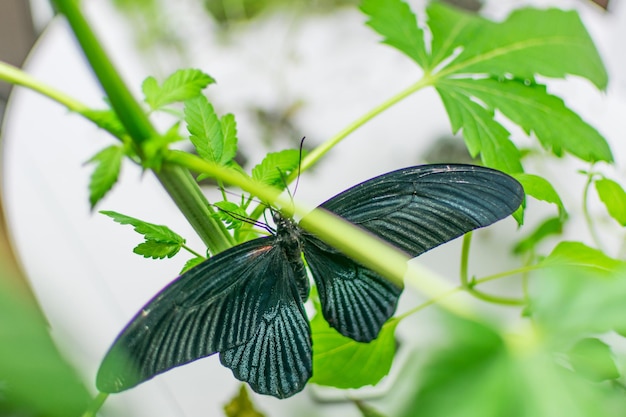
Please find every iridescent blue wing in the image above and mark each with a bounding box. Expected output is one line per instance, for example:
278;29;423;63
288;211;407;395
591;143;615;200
303;164;524;341
96;237;312;398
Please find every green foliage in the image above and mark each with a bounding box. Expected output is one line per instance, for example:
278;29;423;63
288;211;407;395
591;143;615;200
86;144;125;208
514;173;567;221
100;210;186;259
361;0;612;172
180;256;205;273
0;274;91;417
251;149;302;188
567;337;620;382
223;385;266;417
310;306;398;388
142;68;215;111
596;178;626;226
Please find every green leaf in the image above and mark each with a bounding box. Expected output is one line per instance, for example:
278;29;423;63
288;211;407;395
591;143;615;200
251;149;301;189
399;314;624;417
180;256;205;274
212;201;248;230
310;312;398;389
354;400;388;417
436;84;522;173
101;211;186;260
531;260;626;340
514;173;566;221
513;216;563;255
133;240;182;259
86;145;125;208
185;95;235;165
360;0;428;68
540;241;624;273
567;337;620;382
595;178;626;226
82;109;127;138
220;113;238;165
0;272;91;417
223;385;265;417
143;69;215;110
427;4;608;89
444;78;612;163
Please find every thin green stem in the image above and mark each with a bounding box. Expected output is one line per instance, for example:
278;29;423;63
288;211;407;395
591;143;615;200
81;392;108;417
460;232;525;306
0;61;90;112
294;76;435;179
582;166;604;251
182;244;205;259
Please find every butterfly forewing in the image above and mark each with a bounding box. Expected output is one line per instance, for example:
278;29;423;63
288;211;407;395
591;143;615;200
96;237;308;394
304;164;523;341
318;164;523;256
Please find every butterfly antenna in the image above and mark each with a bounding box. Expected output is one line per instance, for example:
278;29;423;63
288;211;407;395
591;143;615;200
217;206;275;234
292;136;306;197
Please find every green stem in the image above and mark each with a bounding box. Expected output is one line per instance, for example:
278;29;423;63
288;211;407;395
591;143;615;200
0;61;90;112
460;232;525;306
81;392;108;417
52;0;156;147
295;76;434;179
156;164;234;253
582;166;604;251
182;244;206;259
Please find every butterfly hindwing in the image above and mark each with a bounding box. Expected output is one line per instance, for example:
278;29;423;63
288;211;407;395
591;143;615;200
96;236;310;395
302;233;402;342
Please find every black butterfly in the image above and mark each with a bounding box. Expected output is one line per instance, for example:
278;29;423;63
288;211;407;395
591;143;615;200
96;164;524;398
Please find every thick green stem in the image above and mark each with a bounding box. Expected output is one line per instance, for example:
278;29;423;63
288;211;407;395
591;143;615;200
156;165;234;252
52;0;156;147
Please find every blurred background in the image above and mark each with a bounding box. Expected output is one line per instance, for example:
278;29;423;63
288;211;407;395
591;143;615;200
0;0;623;416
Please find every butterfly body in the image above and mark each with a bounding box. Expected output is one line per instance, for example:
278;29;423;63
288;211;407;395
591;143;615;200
97;164;524;398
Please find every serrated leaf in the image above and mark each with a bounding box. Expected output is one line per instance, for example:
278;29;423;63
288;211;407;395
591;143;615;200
251;150;301;188
213;201;248;230
184;95;227;164
436;84;522;173
360;0;428;68
310;311;398;389
595;178;626;227
567;338;620;382
143;69;215;110
87;145;124;208
100;210;185;244
133;240;182;259
445;78;612;163
540;241;624;273
180;256;206;274
427;4;607;88
220;113;238;165
514;173;566;221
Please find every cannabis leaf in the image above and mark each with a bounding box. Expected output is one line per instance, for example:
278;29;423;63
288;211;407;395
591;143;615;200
100;211;186;259
251;149;301;189
86;145;124;209
142;69;215;111
184;95;238;166
361;0;612;172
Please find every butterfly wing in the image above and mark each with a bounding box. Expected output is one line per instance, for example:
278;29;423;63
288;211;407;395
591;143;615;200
304;164;524;341
96;237;312;398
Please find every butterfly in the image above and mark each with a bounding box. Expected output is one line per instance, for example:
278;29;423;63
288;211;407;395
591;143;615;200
96;164;524;398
